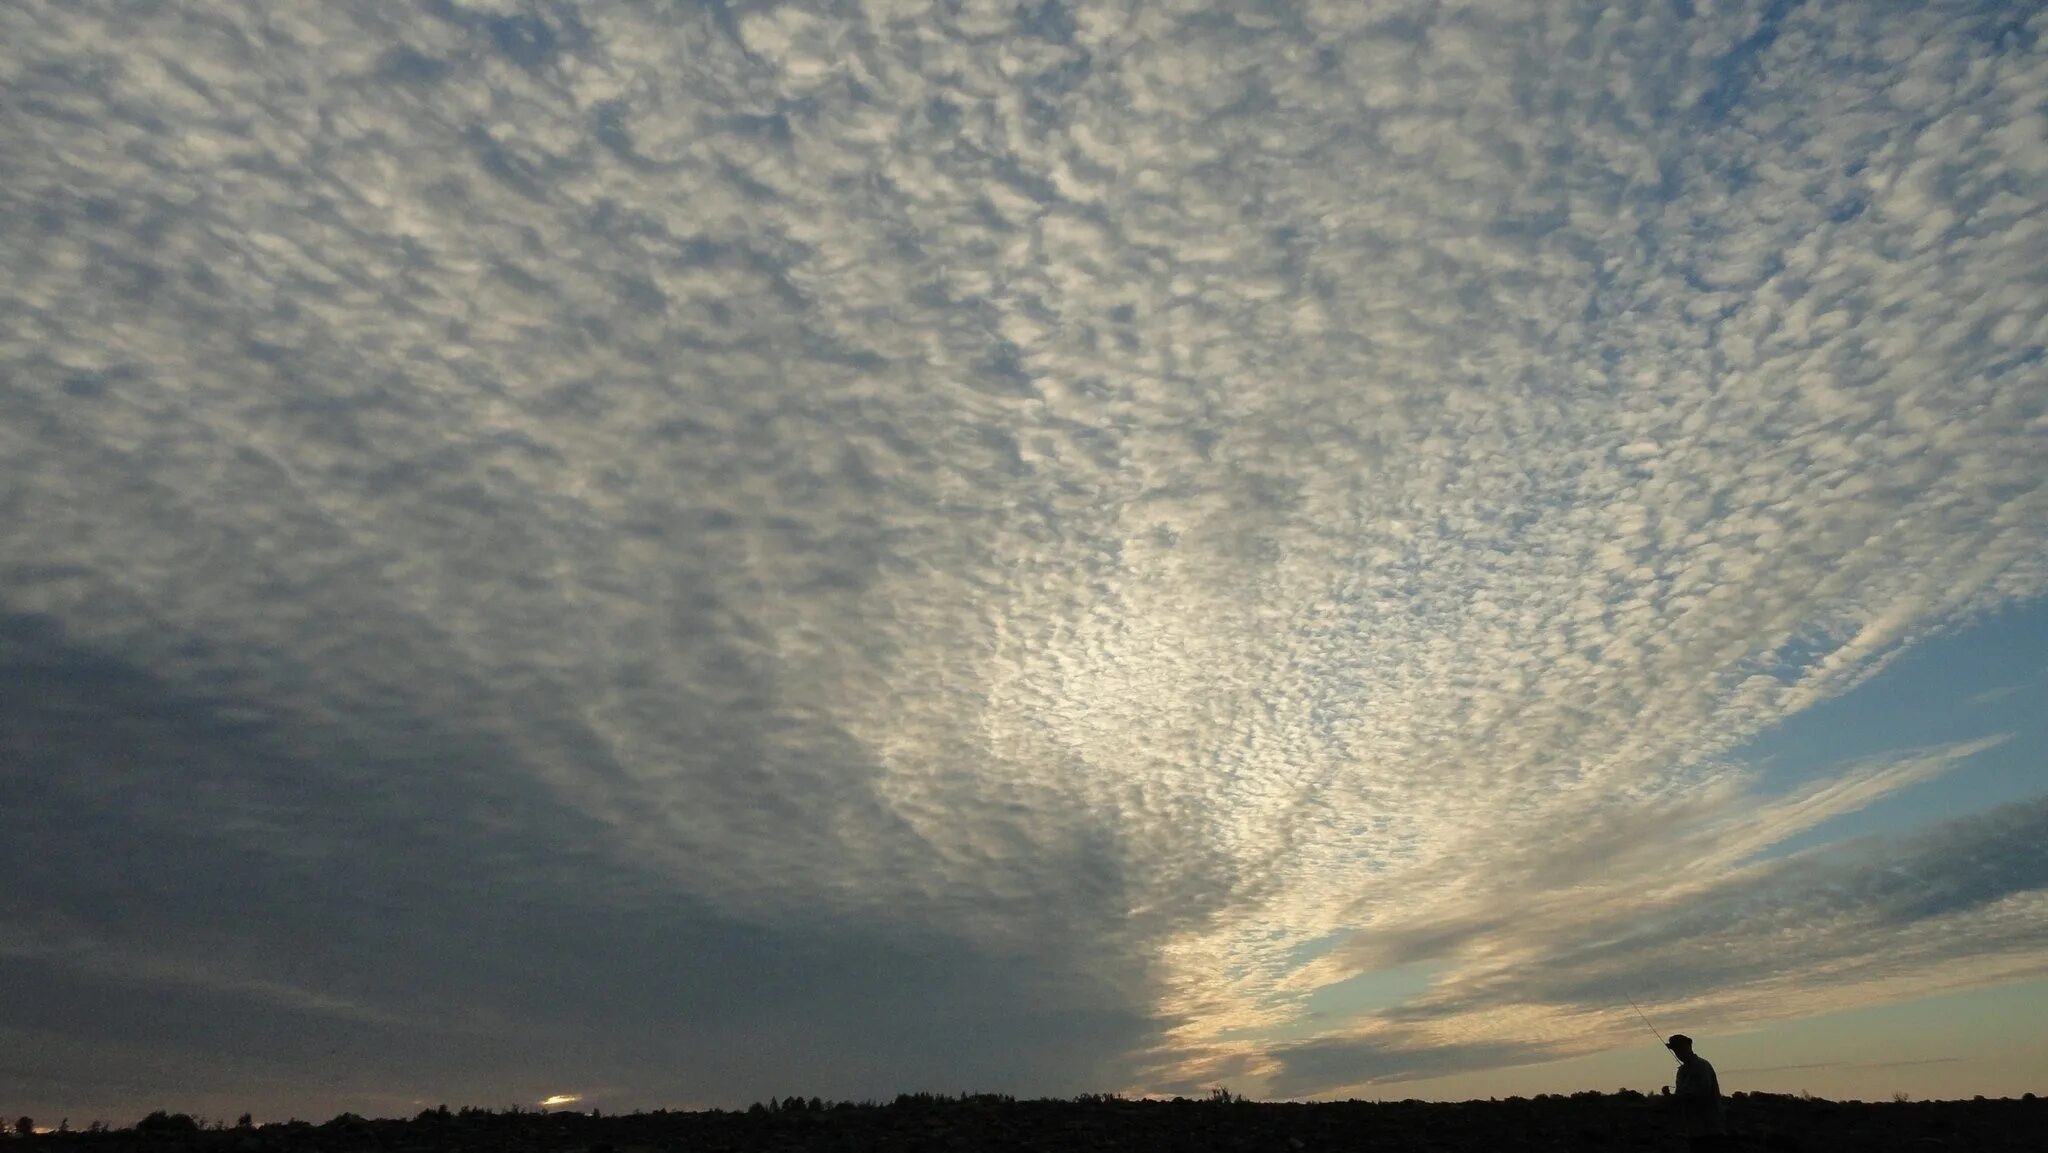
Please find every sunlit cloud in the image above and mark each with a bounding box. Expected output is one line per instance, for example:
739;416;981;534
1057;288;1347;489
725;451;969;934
1;0;2042;1113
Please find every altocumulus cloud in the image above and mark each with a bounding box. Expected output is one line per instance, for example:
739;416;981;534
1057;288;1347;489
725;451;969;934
1;0;2044;1111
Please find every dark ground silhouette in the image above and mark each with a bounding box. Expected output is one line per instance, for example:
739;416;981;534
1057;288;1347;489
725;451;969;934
9;1092;2045;1152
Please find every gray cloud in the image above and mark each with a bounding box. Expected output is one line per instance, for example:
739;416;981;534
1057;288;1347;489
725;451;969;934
3;0;2044;1114
0;608;1160;1113
1267;793;2048;1096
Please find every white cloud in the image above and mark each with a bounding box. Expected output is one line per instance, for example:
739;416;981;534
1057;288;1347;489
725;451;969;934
1;0;2043;1110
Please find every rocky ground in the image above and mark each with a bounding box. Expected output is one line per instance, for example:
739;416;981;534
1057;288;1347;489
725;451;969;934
15;1092;2047;1152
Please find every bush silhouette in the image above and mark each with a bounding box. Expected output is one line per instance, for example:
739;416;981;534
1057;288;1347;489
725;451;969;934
135;1112;199;1136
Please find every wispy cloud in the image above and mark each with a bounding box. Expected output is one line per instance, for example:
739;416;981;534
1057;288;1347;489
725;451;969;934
2;0;2043;1111
1969;684;2027;706
1261;791;2048;1095
1726;1057;1961;1075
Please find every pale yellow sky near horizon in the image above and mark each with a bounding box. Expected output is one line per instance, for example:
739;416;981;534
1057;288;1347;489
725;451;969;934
1341;976;2048;1103
12;979;2043;1128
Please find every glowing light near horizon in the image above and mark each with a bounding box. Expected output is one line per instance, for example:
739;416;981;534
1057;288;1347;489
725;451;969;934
538;1095;582;1109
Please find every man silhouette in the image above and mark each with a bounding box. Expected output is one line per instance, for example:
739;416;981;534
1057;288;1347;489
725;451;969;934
1666;1033;1728;1148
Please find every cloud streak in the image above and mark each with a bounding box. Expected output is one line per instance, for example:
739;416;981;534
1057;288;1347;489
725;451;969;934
2;0;2044;1111
1265;790;2048;1096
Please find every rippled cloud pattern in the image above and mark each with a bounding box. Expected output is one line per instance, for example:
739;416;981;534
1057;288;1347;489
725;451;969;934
3;0;2044;1110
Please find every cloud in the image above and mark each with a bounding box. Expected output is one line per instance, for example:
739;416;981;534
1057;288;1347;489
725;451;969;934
0;612;1159;1111
1726;1058;1961;1075
1264;792;2048;1096
2;0;2044;1112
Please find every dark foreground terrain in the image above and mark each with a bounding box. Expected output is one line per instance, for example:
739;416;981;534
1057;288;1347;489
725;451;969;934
16;1093;2047;1153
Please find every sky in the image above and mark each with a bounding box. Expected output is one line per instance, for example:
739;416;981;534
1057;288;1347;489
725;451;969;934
2;0;2044;1123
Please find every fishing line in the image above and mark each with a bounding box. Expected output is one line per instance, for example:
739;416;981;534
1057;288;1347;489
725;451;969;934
1624;993;1665;1046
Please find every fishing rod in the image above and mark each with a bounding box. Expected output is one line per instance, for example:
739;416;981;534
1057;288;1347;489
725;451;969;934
1623;992;1667;1047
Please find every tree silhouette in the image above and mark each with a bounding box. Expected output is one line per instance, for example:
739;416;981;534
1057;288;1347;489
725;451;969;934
13;1118;32;1137
135;1112;198;1136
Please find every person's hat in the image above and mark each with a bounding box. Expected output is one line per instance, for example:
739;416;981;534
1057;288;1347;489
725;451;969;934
1664;1034;1692;1050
